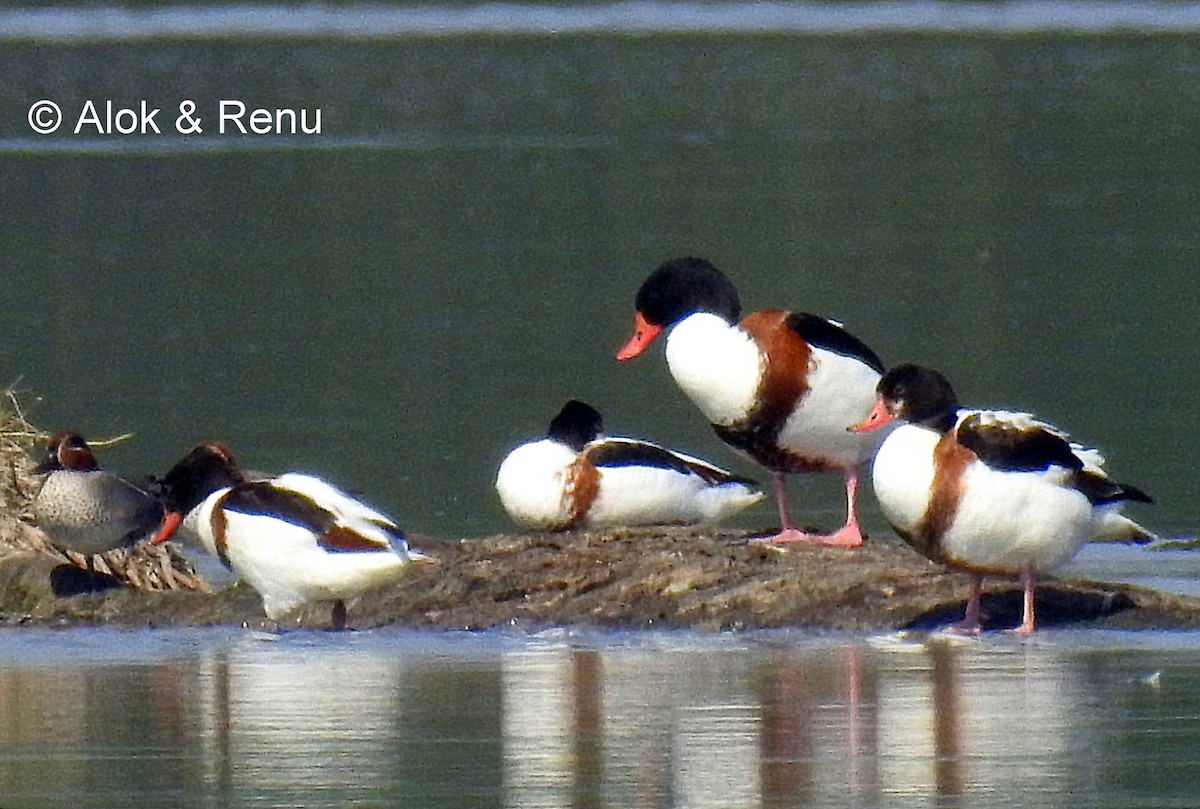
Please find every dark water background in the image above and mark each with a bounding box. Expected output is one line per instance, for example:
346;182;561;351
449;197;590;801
1;2;1195;541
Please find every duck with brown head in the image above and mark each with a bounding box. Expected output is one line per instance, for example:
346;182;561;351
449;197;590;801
32;431;163;554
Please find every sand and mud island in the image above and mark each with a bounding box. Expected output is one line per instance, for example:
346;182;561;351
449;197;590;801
0;393;1195;633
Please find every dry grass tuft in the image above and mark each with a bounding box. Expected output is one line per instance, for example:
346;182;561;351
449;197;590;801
0;386;45;520
0;387;210;593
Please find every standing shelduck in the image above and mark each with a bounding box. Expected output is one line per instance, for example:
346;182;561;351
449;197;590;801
616;256;887;547
851;364;1154;634
152;442;429;628
33;430;163;554
496;399;763;530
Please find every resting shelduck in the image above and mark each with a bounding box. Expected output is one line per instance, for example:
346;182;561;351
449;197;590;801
616;256;887;547
496;399;764;531
850;364;1154;634
32;431;163;554
151;442;430;629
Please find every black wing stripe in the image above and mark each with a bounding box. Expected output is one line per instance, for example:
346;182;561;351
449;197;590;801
957;415;1084;473
785;313;885;373
1074;472;1154;505
220;483;338;535
584;440;755;487
221;483;395;553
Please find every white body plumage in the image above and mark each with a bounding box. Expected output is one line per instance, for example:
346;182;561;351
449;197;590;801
496;432;763;531
872;409;1150;574
175;473;424;620
665;312;883;468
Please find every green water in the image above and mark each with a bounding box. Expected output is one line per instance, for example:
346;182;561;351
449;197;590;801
1;13;1194;540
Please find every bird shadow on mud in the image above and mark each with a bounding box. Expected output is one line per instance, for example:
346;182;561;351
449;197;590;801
49;564;124;597
904;584;1138;632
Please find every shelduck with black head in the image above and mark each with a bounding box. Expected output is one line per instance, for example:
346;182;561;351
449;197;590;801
152;442;430;629
617;256;888;547
496;398;764;530
851;363;1154;634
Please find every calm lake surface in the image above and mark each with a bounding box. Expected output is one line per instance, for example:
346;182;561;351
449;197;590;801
2;3;1200;805
3;626;1200;809
0;1;1195;542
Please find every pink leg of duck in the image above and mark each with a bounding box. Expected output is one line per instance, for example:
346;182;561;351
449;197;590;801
947;574;986;634
1010;569;1038;636
752;468;865;548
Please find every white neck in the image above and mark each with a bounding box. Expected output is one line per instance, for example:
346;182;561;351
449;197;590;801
181;488;230;558
664;312;763;426
871;423;940;535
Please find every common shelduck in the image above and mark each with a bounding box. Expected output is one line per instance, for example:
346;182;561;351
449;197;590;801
616;256;887;547
32;430;163;554
496;399;764;531
850;363;1154;634
151;442;429;628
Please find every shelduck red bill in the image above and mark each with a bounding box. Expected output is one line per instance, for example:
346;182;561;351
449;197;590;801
616;312;663;361
151;510;185;545
849;398;895;433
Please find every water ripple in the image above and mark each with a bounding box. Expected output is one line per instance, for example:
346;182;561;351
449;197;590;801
3;1;1200;42
0;133;616;155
